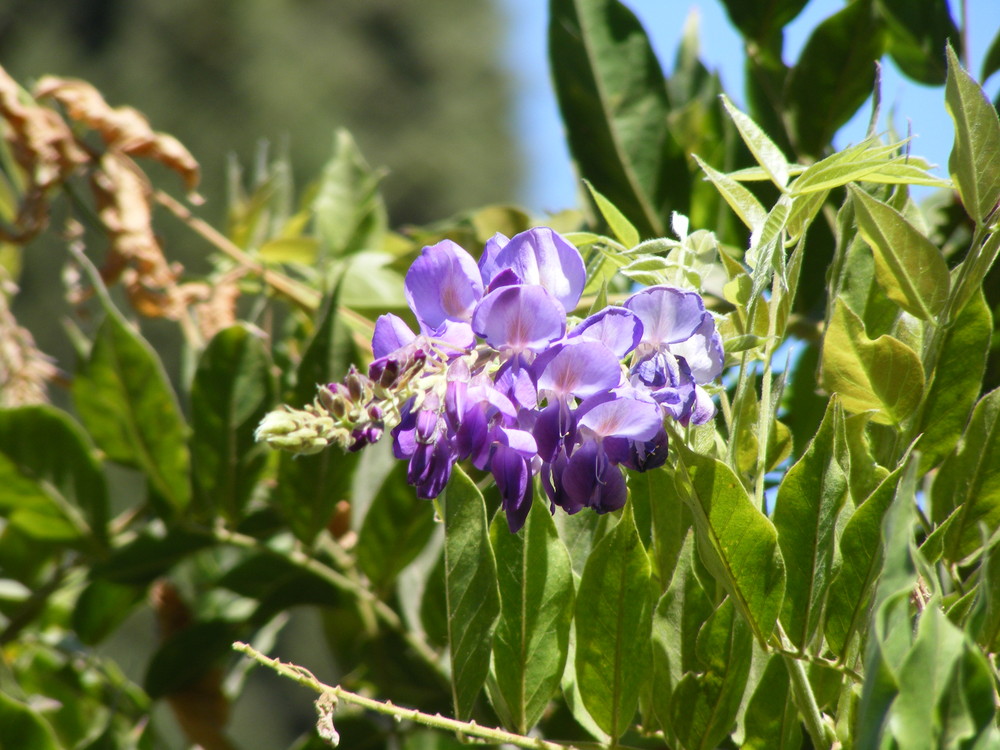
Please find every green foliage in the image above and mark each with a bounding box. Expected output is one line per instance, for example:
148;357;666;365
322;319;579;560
1;1;999;749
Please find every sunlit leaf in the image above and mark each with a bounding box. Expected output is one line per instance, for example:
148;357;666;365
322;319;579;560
673;444;786;644
692;154;766;233
312;128;387;256
773;398;850;649
721;95;789;188
583;180;639;249
820;299;924;425
849;185;949;320
945;46;1000;224
934;388;1000;565
916;291;992;472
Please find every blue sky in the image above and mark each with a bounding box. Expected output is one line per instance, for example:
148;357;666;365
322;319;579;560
501;0;1000;215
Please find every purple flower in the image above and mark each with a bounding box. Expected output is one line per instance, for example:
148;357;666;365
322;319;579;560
624;286;723;424
472;284;566;354
487;228;586;313
405;240;483;329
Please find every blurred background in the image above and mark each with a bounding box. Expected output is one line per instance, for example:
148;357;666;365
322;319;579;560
1;1;997;747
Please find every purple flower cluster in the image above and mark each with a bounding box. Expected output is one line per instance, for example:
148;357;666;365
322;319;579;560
368;227;723;532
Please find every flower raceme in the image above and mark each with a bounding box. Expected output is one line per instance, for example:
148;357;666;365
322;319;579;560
255;227;723;532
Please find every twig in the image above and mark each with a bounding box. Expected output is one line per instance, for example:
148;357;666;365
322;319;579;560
232;641;583;750
212;524;447;683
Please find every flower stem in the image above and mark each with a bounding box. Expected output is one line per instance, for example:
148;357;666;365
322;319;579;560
232;642;585;750
776;623;834;750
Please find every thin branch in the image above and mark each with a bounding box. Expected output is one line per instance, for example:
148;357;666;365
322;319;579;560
212;524;447;684
232;641;585;750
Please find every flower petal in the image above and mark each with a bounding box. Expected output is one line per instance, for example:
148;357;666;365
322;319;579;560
405;239;483;330
569;307;643;358
577;392;663;441
492;228;586;312
372;313;416;358
669;313;724;383
472;284;566;353
537;340;622;399
624;286;706;347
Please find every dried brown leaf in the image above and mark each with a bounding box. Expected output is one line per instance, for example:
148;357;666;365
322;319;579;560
35;76;200;192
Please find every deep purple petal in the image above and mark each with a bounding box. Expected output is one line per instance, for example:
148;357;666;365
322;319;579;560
669;313;724;383
537;340;622;400
533;401;576;462
577;392;663;441
562;441;627;513
631;350;681;390
472;285;566;354
492;228;586;313
492;443;533;532
405;240;483;330
372;314;416;359
569;307;643;358
624;286;707;347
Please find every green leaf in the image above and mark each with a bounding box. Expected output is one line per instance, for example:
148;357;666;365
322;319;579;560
294;280;364;407
258;236;320;265
878;0;960;84
274;449;360;547
443;466;500;720
191;325;274;521
720;95;790;188
825;460;908;658
945;45;1000;224
672;444;786;645
488;495;574;733
652;530;714;740
95;526;212;585
717;0;809;45
667;597;753;750
312;128;387;256
983;27;1000;82
773;398;850;649
917;291;992;472
72;579;143;645
935;389;1000;564
787;0;886;156
549;0;686;238
855;459;919;747
887;605;966;750
820;298;924;425
583;179;639;248
356;461;437;594
650;532;715;742
73;314;191;515
641;467;689;590
692;154;767;233
574;502;653;739
848;185;950;320
143;620;235;699
742;655;803;750
0;406;107;544
0;692;62;750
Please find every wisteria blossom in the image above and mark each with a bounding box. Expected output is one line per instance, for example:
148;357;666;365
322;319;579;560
256;227;724;532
